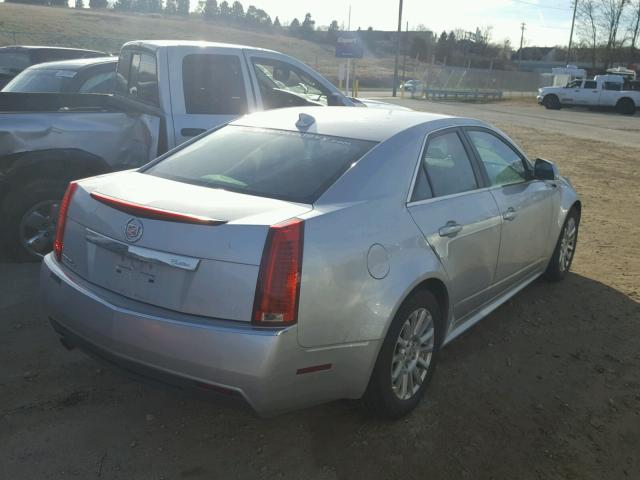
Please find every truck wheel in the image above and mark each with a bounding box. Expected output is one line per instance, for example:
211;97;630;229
616;98;636;115
362;289;441;419
543;95;561;110
1;180;68;262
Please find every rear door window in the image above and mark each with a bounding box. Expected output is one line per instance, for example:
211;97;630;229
145;126;377;203
422;131;478;197
182;54;247;115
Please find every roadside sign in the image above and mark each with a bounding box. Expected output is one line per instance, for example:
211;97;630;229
336;36;363;59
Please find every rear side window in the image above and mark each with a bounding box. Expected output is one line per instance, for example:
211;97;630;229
422;132;478;197
145;126;377;203
182;54;247;115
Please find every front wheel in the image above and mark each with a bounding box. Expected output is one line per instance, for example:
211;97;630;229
543;94;561;110
544;208;579;281
362;290;441;419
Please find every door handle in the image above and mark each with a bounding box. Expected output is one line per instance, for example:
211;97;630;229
181;128;206;137
438;221;463;237
503;208;517;221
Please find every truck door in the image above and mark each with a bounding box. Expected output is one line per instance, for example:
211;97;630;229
574;79;600;105
167;46;255;147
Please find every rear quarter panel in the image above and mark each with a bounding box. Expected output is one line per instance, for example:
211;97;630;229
297;125;450;348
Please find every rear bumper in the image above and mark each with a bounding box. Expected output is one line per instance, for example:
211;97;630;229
40;254;378;416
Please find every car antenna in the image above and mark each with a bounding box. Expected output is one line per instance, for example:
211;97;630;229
295;113;315;130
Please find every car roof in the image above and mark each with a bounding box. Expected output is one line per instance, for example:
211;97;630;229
24;56;116;71
231;107;476;142
0;45;106;54
122;40;278;54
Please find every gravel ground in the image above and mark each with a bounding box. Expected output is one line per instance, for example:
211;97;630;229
1;103;639;480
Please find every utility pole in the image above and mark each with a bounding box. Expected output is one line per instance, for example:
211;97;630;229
346;5;351;96
392;0;403;97
518;22;526;71
401;21;408;85
566;0;578;64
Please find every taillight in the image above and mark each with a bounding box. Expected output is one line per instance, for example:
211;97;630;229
252;218;304;326
53;181;78;262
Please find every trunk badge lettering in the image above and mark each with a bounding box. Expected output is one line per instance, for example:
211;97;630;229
125;218;144;243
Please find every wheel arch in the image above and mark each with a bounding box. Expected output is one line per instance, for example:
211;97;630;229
0;148;111;203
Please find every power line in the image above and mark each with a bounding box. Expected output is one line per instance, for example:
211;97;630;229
509;0;572;11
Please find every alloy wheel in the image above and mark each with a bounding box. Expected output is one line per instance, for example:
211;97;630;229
391;307;435;400
19;200;59;258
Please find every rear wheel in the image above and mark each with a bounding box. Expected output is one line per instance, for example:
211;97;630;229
543;94;561;110
362;290;441;419
544;208;579;281
616;98;636;115
1;180;67;262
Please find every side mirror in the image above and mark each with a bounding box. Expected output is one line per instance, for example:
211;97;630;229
533;158;559;180
327;93;347;106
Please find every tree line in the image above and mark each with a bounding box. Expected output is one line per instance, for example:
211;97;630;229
576;0;640;68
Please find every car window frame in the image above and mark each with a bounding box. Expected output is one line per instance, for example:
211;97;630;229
461;126;533;188
407;126;485;204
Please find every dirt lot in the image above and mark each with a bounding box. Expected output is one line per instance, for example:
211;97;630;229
1;102;639;479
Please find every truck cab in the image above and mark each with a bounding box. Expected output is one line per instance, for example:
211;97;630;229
115;41;356;148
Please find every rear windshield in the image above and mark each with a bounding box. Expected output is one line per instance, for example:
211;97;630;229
145;126;377;203
3;69;75;93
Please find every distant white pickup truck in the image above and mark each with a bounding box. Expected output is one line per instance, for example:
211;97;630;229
537;75;640;115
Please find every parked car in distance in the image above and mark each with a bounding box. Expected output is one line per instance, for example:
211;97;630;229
401;79;422;92
0;40;400;262
537;74;640;114
0;46;107;89
41;107;581;418
2;57;117;94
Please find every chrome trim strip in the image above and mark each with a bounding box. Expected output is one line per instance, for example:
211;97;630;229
85;229;200;272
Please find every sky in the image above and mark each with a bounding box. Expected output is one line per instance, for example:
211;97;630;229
247;0;575;47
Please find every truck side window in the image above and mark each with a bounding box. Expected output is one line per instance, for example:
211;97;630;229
117;50;159;106
136;52;159;105
251;58;329;109
182;54;247;115
583;80;597;89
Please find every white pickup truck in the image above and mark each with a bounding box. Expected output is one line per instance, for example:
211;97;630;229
537;75;640;115
0;40;395;260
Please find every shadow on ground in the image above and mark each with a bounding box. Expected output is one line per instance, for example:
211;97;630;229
1;267;638;480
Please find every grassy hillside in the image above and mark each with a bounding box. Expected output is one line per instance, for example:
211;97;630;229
0;3;398;86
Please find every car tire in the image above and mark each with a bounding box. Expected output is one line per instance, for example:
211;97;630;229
615;98;636;115
1;180;68;262
543;208;580;282
543;95;561;110
362;289;441;419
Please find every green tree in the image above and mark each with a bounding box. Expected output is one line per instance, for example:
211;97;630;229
89;0;108;8
326;19;339;43
75;0;84;7
273;16;281;28
219;0;231;17
114;0;132;9
300;12;315;38
177;0;189;15
165;0;177;14
289;17;301;35
436;30;448;62
231;1;244;21
50;0;69;6
201;0;217;19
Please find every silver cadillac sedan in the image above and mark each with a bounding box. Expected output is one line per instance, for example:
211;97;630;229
41;107;581;418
